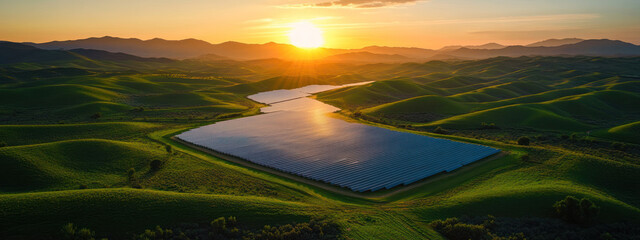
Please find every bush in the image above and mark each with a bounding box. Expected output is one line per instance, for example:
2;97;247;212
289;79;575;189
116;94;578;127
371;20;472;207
90;112;101;119
135;226;173;240
481;122;500;130
165;145;172;154
211;217;227;234
611;142;627;150
520;154;530;162
150;160;163;171
430;218;490;240
517;136;530;146
128;168;141;188
0;141;7;147
570;133;579;141
61;223;96;240
553;196;600;225
434;126;449;134
79;184;88;189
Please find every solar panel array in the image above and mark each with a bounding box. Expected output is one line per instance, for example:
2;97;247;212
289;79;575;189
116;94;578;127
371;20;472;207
178;87;500;192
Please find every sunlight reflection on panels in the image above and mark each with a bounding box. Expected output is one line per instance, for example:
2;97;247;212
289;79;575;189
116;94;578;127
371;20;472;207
177;83;499;192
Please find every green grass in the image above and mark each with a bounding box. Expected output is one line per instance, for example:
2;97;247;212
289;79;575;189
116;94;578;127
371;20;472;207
0;122;162;146
421;104;595;131
1;56;639;239
0;188;316;239
363;95;472;116
592;121;640;144
0;139;166;192
315;57;640;140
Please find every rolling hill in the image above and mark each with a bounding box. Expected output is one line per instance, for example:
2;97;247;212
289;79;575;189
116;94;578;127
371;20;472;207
317;56;640;136
1;41;639;239
24;36;640;61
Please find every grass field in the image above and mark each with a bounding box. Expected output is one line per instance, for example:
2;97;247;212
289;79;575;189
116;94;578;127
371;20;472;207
0;55;638;239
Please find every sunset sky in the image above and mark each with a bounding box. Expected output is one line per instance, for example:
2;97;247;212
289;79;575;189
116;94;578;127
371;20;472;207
1;0;639;49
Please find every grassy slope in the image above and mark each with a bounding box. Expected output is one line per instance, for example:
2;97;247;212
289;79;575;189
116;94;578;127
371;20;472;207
0;73;258;123
317;58;640;138
0;189;315;239
592;121;640;144
1;57;639;239
0;139;165;192
0;122;162;146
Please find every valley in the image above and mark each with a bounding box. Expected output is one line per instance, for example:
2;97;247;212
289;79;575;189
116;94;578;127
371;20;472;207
0;41;639;240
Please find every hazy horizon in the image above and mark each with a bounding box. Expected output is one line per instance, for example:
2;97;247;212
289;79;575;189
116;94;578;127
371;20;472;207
7;35;632;50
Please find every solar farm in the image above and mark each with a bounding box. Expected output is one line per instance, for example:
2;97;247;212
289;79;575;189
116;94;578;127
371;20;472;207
177;85;500;192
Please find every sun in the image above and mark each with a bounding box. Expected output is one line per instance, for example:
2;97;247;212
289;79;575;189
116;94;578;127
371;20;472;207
288;21;324;49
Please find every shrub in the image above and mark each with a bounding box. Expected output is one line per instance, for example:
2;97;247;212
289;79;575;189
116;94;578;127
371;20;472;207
430;218;490;240
611;142;627;150
434;126;449;134
211;217;226;233
79;184;88;189
0;141;7;147
128;168;141;188
570;133;579;141
131;107;145;112
520;154;530;162
90;112;101;119
76;228;95;240
517;136;530;146
481;122;500;129
61;223;96;240
150;160;163;171
61;223;77;239
165;145;172;154
135;226;173;240
553;196;600;225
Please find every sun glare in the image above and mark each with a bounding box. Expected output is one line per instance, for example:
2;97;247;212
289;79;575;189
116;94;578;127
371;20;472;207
288;21;324;49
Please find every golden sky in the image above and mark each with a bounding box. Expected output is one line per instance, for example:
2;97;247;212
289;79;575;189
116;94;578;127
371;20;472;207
0;0;639;49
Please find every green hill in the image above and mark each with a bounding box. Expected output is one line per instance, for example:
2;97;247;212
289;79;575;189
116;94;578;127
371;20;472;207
0;189;313;239
0;139;165;192
363;95;472;117
1;53;639;239
592;121;640;144
315;57;640;138
0;122;162;146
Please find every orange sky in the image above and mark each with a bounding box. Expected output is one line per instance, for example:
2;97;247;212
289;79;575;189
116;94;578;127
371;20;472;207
0;0;639;49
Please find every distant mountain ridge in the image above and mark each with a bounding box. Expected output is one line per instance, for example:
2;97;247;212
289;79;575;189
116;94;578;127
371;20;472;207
526;38;585;47
0;41;172;65
439;43;506;51
447;39;640;59
19;36;640;62
322;51;415;63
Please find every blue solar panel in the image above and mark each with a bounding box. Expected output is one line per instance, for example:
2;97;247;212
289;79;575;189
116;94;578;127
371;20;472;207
177;86;500;192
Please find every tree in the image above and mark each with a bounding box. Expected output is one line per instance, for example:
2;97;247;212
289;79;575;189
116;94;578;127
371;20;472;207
165;145;172;154
517;136;530;146
434;126;449;134
553;196;600;225
61;223;95;240
150;160;163;171
128;168;141;188
211;217;227;234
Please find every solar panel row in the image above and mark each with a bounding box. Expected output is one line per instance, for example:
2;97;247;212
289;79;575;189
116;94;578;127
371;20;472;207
177;108;500;192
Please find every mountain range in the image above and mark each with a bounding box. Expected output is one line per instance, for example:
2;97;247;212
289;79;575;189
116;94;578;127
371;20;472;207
9;37;640;63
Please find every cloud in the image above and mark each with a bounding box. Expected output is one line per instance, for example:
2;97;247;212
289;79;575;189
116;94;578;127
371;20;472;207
284;0;421;8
